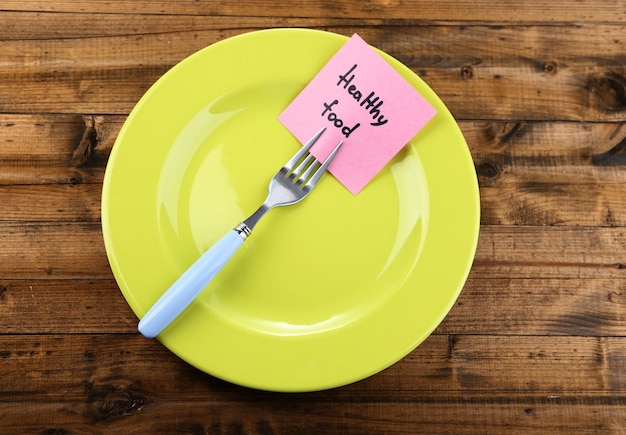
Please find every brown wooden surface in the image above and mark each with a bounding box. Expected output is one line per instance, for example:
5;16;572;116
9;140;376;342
1;1;626;433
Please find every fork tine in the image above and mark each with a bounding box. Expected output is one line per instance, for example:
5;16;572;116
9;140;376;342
296;155;321;185
305;140;343;189
284;127;326;172
290;153;316;181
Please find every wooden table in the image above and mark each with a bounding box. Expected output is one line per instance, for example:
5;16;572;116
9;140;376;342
2;1;625;433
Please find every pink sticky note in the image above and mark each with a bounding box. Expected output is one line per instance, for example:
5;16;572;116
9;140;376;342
278;33;436;194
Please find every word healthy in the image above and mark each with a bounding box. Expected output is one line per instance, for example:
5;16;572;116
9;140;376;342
320;64;389;138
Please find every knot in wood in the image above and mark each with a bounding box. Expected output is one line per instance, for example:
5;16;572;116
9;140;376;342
461;65;474;79
477;161;500;178
543;61;558;75
88;386;148;421
585;72;626;112
73;116;97;167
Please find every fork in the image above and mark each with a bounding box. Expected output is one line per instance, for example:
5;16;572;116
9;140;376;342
138;127;343;338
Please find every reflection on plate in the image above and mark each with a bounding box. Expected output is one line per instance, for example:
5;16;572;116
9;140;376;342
101;29;480;392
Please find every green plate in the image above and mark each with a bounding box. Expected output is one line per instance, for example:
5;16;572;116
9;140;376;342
101;28;479;392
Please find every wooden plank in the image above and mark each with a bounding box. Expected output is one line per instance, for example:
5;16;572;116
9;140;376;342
0;222;110;279
1;0;624;23
0;224;624;280
479;183;626;226
2;276;626;337
2;333;623;397
473;226;626;279
465;122;626;184
2;115;626;226
0;184;102;221
0;115;120;185
0;272;623;335
466;121;626;226
442;278;626;336
0;23;251;114
2;397;625;434
0;20;624;120
0;12;347;40
1;334;625;433
0;279;135;333
394;25;626;122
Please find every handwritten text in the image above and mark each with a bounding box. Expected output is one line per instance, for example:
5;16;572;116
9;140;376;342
337;64;388;127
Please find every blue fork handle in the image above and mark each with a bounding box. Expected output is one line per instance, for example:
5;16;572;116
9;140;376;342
138;230;245;338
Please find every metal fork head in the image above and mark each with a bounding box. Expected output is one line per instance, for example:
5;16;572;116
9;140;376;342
268;128;342;206
283;128;343;191
241;128;343;232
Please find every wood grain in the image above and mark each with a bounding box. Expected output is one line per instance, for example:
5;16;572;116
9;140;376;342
0;184;102;221
0;279;135;333
0;222;109;278
2;334;626;433
1;223;625;345
474;226;626;279
0;223;624;279
442;278;626;336
3;276;626;337
2;0;625;22
2;1;626;432
2;116;626;226
0;115;119;185
0;16;624;120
